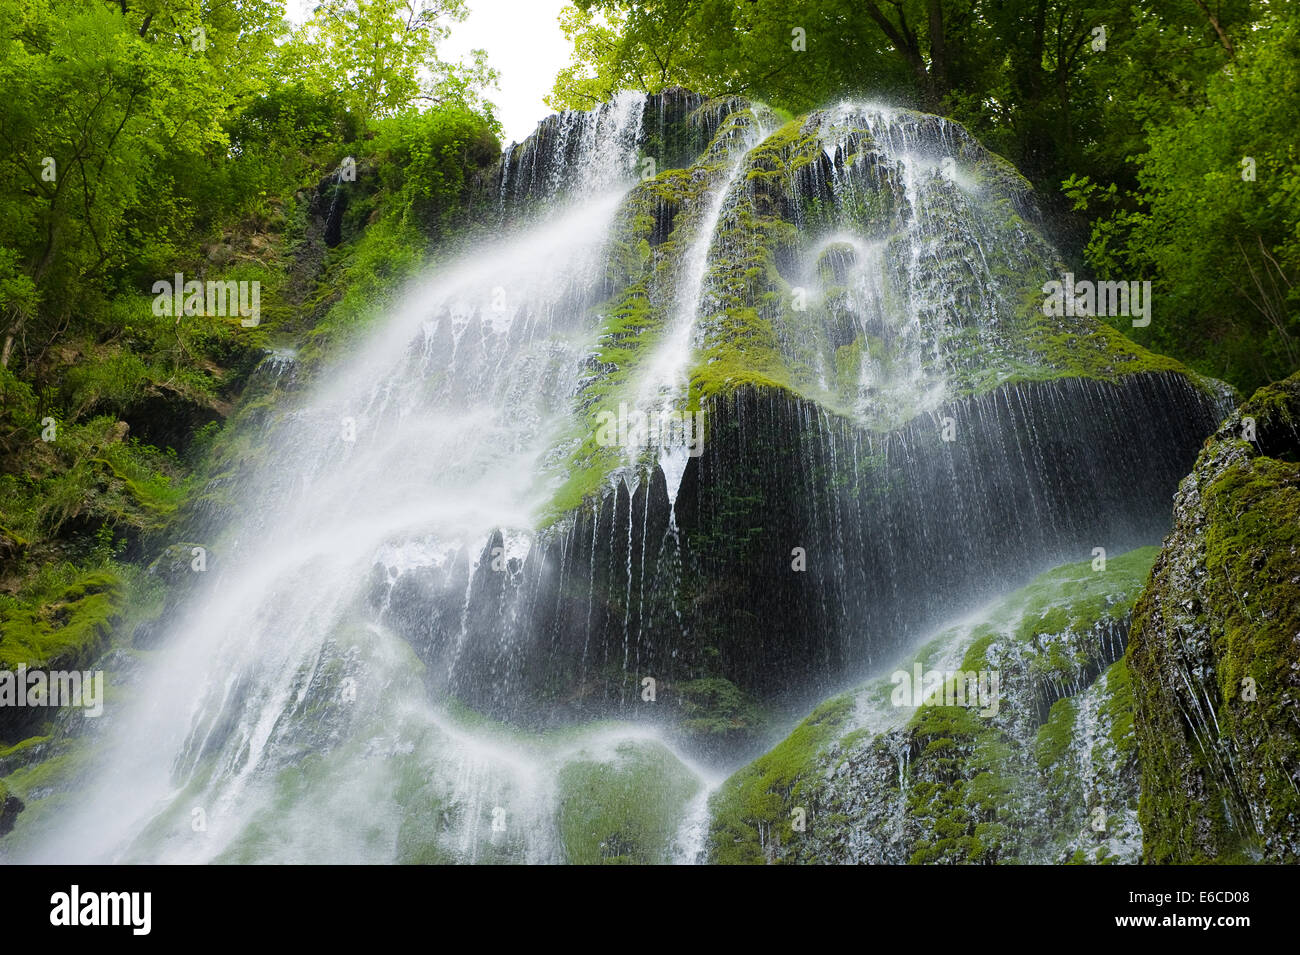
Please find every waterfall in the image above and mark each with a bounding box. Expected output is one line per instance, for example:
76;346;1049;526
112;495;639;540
8;94;1229;864
16;93;701;865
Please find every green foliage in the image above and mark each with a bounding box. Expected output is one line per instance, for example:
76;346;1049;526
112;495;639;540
292;0;499;127
369;106;501;237
675;676;764;738
224;84;360;216
0;0;226;354
549;0;920;114
1075;18;1300;393
0;0;497;374
301;105;500;359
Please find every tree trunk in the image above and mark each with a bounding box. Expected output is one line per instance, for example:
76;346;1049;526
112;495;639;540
926;0;948;103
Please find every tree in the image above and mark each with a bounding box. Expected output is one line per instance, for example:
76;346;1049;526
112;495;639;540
0;0;228;369
298;0;474;122
1069;15;1300;391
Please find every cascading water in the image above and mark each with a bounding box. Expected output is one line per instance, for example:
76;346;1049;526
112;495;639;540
8;93;1230;864
15;94;706;864
379;100;1227;730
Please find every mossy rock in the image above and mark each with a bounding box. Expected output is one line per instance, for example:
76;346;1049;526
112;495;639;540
706;694;853;864
0;570;121;673
535;98;1223;525
555;740;700;864
0;779;23;837
706;547;1158;864
1129;370;1300;863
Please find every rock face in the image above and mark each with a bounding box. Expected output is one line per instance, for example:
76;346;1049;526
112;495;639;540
376;95;1229;745
1128;371;1300;862
716;373;1300;866
0;780;22;837
706;548;1155;864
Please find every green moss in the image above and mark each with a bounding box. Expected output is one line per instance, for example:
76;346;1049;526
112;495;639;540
1130;371;1300;863
959;631;998;673
1035;697;1077;772
707;693;852;864
708;544;1159;864
556;740;700;864
0;735;50;763
1201;454;1300;700
919;248;1214;405
1008;546;1158;639
0;747;81;806
0;569;121;670
1029;317;1185;381
906;702;1017;864
1101;659;1136;759
832;338;864;406
743;119;824;184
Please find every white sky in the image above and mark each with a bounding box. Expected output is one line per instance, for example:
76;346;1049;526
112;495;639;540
441;0;573;145
284;0;576;146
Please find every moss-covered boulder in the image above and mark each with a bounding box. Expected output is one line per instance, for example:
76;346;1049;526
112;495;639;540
0;571;120;662
1128;371;1300;863
545;99;1227;512
707;548;1158;864
555;739;700;864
